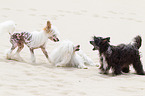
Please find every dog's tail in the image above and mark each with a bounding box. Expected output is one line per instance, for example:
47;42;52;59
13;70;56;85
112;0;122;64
133;35;142;49
0;20;16;35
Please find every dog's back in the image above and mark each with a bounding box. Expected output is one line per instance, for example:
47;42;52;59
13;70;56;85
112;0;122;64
110;35;142;58
110;44;140;63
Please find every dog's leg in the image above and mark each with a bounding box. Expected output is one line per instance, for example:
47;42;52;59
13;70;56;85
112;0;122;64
99;55;110;74
99;56;104;72
6;44;17;60
40;46;50;63
30;48;35;63
78;63;88;69
14;44;24;61
133;60;145;75
122;66;130;73
113;64;122;75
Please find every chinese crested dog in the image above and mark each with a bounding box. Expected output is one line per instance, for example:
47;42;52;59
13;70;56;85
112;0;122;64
6;20;59;63
90;35;145;75
50;40;95;69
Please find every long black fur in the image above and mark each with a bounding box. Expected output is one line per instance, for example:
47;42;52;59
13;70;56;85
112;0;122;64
90;35;145;75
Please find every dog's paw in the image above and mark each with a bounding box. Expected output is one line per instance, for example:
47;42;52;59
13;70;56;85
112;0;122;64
56;63;65;67
137;72;145;75
99;70;109;75
13;54;24;61
83;67;88;69
56;64;61;67
6;55;12;60
47;59;52;64
6;52;12;60
78;65;88;69
96;64;100;67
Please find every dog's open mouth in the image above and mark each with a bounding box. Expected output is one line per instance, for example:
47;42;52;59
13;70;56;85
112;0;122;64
53;38;59;42
90;41;94;45
74;45;80;51
90;41;96;50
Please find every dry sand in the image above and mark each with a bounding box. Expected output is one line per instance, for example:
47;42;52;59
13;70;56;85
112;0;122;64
0;0;145;96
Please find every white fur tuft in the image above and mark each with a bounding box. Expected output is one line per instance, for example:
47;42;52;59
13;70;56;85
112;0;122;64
0;20;16;34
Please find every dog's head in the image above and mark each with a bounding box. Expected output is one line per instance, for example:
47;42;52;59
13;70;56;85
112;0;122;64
44;20;59;42
90;36;110;51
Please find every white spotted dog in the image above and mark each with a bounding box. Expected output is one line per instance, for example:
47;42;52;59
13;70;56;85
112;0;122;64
7;21;59;63
50;40;95;69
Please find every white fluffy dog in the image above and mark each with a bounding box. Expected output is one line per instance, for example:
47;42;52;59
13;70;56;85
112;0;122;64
0;20;16;33
6;20;59;63
50;40;95;69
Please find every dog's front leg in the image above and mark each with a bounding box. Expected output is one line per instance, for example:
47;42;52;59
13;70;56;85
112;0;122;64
99;57;107;74
30;48;35;63
40;46;50;63
78;63;88;69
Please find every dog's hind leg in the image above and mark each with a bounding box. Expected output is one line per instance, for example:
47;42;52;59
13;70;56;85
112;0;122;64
133;59;145;75
14;44;24;61
113;64;122;75
40;46;50;63
6;44;17;60
30;48;36;63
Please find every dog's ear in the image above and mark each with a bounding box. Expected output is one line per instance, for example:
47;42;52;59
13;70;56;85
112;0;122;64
93;36;97;40
102;37;110;44
47;20;51;29
93;36;97;38
104;37;110;42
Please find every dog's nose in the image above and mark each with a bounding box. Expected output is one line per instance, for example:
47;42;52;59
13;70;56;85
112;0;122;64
90;41;93;45
53;39;56;42
57;38;59;42
77;45;80;48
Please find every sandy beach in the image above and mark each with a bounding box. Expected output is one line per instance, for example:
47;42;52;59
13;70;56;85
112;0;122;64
0;0;145;96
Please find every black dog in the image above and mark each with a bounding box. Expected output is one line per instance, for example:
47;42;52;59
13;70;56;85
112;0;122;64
90;35;145;75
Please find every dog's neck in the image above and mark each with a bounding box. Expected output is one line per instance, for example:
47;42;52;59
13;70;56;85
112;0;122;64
99;43;111;56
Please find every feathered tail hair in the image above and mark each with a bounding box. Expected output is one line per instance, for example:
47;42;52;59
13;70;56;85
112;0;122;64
133;35;142;49
0;20;16;35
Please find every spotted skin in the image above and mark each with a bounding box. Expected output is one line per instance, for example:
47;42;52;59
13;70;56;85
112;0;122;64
10;32;32;47
7;32;32;61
